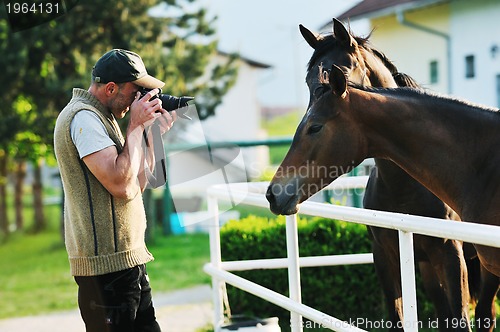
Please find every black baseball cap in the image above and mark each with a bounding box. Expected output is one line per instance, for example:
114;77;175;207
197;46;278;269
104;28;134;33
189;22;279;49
92;49;165;89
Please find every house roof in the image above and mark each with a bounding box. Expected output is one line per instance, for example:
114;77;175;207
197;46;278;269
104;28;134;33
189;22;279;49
337;0;448;21
218;50;272;69
239;55;272;69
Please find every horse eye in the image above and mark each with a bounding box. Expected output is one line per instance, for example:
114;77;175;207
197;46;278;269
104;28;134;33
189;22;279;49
307;124;323;135
313;85;329;99
313;86;323;98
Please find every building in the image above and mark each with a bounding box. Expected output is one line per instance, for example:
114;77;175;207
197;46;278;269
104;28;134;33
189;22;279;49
331;0;500;107
199;51;271;180
165;52;272;225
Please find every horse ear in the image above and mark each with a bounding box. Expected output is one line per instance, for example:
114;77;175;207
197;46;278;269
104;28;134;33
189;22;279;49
329;65;348;98
332;18;355;48
299;24;321;49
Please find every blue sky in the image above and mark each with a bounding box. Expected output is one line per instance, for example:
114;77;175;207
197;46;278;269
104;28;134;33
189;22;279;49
205;0;367;107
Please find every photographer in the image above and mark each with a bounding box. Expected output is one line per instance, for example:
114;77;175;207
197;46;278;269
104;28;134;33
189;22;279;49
54;49;177;332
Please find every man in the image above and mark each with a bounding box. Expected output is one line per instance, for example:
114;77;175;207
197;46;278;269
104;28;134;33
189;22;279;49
54;49;176;332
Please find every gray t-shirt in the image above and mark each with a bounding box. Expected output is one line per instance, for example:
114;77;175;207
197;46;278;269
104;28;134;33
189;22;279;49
70;110;115;159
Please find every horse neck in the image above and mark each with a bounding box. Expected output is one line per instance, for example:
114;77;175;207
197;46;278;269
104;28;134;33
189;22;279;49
350;89;487;216
358;47;422;189
372;158;424;194
359;47;398;89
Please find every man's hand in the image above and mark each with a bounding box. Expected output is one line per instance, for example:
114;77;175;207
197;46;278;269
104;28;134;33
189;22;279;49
153;110;177;135
129;89;163;131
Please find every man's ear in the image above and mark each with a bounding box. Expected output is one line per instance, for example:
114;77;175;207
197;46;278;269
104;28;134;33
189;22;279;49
329;65;347;98
105;82;117;96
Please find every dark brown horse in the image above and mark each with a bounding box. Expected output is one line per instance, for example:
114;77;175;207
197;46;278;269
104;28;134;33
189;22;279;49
271;64;500;279
266;61;500;276
295;19;499;331
266;68;500;329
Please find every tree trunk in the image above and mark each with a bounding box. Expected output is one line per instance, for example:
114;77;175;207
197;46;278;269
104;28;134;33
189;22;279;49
14;160;27;231
32;159;45;233
0;150;9;235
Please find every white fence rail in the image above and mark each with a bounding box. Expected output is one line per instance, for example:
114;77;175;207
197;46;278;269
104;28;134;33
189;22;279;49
203;176;500;332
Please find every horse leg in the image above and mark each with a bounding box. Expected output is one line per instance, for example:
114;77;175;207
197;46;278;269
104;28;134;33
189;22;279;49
419;261;453;330
475;245;500;277
474;264;499;332
371;237;404;332
426;239;471;332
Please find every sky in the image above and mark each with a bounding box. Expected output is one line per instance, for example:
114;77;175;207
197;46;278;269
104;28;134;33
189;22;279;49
203;0;367;108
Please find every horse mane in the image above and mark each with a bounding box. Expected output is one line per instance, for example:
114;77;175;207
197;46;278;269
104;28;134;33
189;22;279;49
349;83;500;115
367;47;398;76
393;72;420;89
316;62;498;114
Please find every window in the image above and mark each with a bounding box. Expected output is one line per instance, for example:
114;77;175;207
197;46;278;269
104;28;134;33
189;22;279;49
465;55;475;78
429;60;438;84
496;74;500;108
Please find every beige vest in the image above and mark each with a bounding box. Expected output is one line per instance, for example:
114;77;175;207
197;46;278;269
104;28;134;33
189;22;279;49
54;88;153;276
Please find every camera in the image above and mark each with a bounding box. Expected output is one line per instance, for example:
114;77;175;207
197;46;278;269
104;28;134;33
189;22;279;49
139;87;193;120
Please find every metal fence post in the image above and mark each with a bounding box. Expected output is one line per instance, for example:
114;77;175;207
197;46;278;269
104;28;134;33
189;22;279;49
398;230;419;332
286;214;303;332
208;195;225;332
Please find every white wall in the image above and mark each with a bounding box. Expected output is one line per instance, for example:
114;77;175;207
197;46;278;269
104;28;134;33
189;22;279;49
368;3;450;94
166;53;271;205
201;58;262;141
200;55;270;179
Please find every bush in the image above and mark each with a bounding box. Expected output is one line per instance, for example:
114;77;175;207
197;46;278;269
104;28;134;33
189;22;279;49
220;215;385;330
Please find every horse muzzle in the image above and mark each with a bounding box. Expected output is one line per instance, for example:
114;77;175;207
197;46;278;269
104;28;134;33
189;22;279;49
266;179;302;215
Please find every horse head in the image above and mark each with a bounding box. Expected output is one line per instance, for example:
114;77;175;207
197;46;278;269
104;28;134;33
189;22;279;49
266;65;366;215
301;18;397;104
266;18;397;216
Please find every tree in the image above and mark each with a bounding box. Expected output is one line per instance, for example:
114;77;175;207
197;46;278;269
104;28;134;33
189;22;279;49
0;0;238;235
0;17;30;235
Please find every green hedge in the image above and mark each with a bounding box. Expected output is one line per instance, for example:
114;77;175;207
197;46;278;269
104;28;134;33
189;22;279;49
220;216;385;330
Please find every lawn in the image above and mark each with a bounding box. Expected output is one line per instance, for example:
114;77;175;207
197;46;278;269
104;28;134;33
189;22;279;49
0;179;282;320
0;229;211;319
261;111;301;165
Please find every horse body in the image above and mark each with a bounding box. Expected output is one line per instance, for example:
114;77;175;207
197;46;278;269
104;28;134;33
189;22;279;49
354;89;500;222
268;19;499;331
267;64;500;276
355;88;500;280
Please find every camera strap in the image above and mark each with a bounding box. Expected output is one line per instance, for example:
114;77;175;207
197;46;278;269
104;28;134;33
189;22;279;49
143;121;167;188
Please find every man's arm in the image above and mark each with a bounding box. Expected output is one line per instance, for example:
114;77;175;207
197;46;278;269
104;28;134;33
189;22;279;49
83;130;143;199
83;90;166;199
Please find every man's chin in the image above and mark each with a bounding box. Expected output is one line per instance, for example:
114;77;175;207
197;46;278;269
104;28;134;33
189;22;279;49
116;107;129;119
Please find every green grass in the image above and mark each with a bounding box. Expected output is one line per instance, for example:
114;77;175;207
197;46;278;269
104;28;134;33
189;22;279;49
262;111;302;137
0;229;210;319
0;231;76;318
4;187;62;235
1;186;211;318
262;111;301;165
0;186;274;319
147;233;211;291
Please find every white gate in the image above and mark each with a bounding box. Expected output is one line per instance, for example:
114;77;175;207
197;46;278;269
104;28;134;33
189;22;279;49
203;176;500;332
